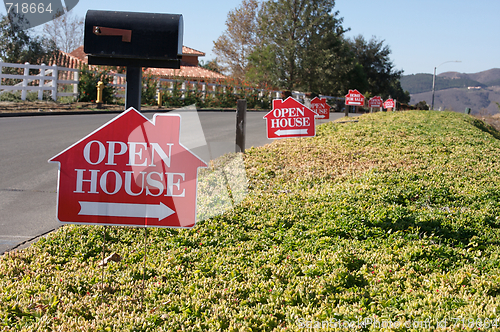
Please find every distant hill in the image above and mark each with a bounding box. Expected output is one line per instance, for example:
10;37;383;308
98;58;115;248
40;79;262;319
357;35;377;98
403;69;500;114
401;73;487;94
409;86;500;115
467;68;500;85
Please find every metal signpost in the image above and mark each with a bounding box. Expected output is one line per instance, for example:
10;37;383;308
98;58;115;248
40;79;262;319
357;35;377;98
49;108;207;302
58;10;190;301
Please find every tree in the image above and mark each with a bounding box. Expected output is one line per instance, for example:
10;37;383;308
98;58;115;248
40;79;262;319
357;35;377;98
248;0;350;94
199;59;223;74
415;101;429;110
347;35;409;102
43;9;83;53
300;34;355;96
388;79;411;104
0;14;56;65
213;0;259;81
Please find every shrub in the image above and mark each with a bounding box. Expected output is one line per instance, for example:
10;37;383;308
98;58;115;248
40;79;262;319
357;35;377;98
0;91;51;102
415;100;429;110
0;91;22;102
77;66;115;104
157;79;273;109
141;74;159;106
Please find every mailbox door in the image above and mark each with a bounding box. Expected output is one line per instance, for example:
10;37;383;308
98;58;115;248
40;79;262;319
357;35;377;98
84;10;183;68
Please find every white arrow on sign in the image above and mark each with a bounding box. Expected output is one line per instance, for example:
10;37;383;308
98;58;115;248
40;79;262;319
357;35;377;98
78;201;175;221
275;129;308;136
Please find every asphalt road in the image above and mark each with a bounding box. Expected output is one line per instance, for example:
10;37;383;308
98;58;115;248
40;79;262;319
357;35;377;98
0;110;357;254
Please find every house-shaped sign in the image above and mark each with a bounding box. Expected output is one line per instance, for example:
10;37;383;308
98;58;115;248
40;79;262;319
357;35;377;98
263;97;317;139
383;98;395;109
368;96;383;108
310;97;331;120
345;89;365;106
49;108;207;228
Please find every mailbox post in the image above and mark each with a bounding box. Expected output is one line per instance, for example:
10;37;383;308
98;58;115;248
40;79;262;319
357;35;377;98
125;67;142;110
84;10;183;111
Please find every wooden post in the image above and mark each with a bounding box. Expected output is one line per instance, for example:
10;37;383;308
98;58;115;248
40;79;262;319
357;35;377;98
73;70;79;101
38;63;46;100
344;105;349;117
236;99;247;153
181;81;186;99
21;62;29;101
51;64;58;101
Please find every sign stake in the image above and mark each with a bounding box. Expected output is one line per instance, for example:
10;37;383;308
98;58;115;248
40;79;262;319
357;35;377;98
141;226;148;307
101;226;106;303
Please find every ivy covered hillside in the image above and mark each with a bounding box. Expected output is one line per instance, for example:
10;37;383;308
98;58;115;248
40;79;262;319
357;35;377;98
2;111;500;331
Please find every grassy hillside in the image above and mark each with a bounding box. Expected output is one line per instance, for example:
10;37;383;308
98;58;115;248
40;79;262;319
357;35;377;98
2;111;500;331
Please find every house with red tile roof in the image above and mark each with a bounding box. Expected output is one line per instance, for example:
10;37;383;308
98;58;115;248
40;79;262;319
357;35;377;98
61;45;227;81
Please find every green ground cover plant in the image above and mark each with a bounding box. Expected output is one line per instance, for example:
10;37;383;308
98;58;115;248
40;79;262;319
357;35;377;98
2;111;500;331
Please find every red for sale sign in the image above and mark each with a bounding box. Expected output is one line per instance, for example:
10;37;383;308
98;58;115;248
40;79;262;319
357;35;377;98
49;108;207;228
345;89;365;106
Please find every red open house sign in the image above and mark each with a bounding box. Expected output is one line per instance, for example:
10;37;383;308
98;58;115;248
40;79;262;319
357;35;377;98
310;97;331;120
49;108;207;228
263;97;317;139
368;96;383;108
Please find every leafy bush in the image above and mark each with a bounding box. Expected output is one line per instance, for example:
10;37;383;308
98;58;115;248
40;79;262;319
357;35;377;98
161;80;183;108
158;79;272;109
0;91;22;102
0;91;51;102
141;74;157;106
77;66;115;104
415;100;430;110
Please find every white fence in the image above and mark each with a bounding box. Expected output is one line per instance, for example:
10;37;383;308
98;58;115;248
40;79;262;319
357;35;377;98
107;75;283;102
156;78;282;100
0;61;341;105
109;73;126;99
0;61;79;101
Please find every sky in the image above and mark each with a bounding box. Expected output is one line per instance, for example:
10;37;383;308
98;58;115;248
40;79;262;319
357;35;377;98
2;0;499;76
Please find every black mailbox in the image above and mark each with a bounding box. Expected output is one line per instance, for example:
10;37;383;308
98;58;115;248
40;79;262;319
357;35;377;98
84;10;183;69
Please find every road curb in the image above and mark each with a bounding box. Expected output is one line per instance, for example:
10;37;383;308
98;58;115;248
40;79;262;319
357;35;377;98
0;108;273;118
1;227;58;255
